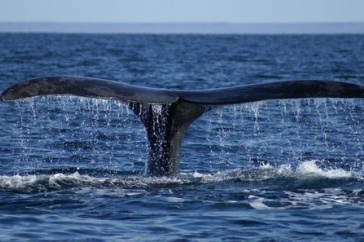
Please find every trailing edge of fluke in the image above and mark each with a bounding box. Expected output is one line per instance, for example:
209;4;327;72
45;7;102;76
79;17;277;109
2;76;364;176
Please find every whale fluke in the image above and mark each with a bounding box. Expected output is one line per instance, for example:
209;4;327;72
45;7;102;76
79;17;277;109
2;76;364;176
2;76;364;104
0;76;178;104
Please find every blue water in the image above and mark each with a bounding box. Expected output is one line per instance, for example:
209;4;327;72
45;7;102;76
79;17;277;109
0;34;364;241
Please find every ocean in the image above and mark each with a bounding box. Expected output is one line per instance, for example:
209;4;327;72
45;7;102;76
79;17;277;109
0;33;364;241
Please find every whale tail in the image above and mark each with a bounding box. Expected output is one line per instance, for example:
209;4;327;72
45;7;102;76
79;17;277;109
2;76;364;176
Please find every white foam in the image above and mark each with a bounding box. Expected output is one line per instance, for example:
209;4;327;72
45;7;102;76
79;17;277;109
296;160;351;178
189;159;355;184
0;174;38;190
0;159;357;193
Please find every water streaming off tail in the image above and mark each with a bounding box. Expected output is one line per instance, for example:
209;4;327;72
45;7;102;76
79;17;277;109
7;97;148;176
3;96;364;177
185;98;364;174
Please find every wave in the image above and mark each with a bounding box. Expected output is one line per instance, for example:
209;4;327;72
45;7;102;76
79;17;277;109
0;160;361;194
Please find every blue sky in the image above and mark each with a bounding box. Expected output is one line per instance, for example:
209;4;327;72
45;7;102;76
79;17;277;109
0;0;363;23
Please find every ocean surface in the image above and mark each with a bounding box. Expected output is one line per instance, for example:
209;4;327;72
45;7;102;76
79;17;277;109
0;34;364;241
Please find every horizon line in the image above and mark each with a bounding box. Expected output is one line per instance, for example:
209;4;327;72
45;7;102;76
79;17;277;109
1;22;363;34
1;21;364;24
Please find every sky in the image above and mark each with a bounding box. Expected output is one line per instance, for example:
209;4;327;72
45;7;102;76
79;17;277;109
0;0;364;23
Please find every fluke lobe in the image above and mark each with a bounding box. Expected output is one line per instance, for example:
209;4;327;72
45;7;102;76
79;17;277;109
2;76;364;176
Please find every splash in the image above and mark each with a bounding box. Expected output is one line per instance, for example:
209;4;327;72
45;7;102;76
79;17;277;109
190;159;359;183
296;160;351;178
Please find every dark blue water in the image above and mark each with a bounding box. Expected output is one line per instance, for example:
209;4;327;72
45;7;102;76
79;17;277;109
1;34;364;241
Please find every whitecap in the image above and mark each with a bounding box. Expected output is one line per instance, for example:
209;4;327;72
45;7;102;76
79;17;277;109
296;160;351;178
